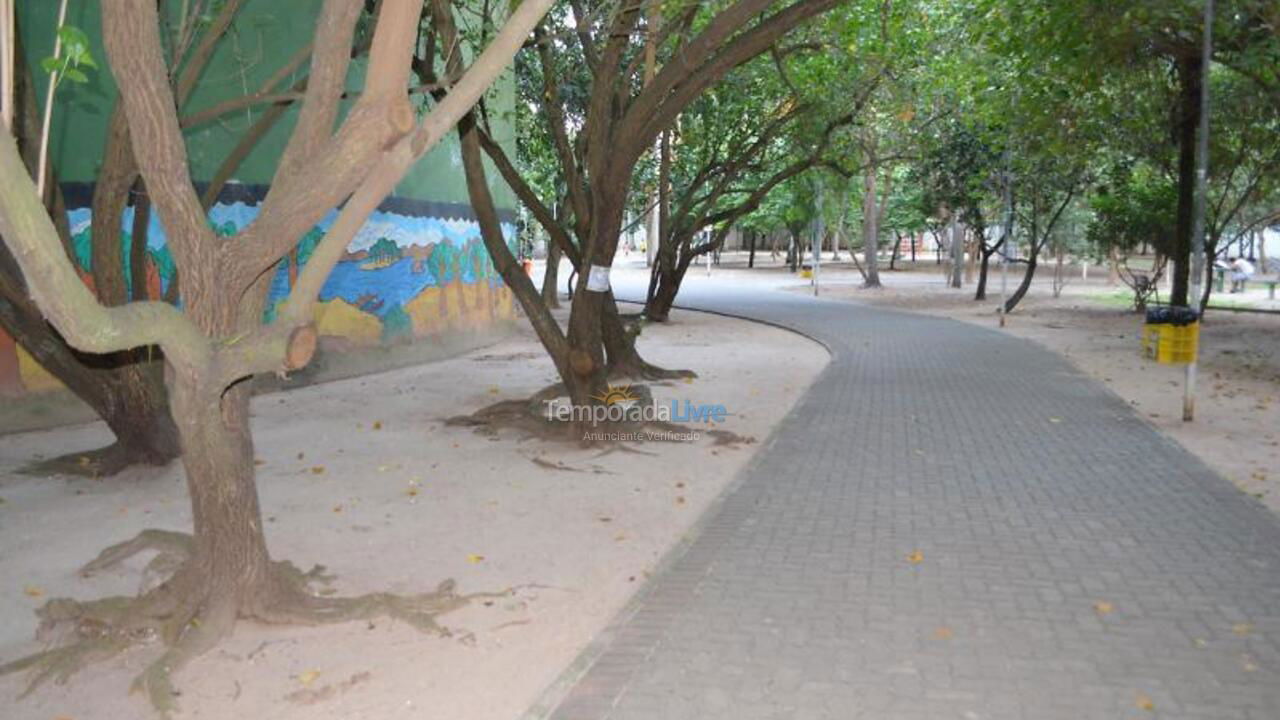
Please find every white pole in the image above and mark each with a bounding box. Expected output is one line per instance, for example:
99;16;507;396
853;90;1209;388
1;0;13;133
37;0;71;202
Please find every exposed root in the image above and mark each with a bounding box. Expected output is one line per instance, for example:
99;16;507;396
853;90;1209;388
131;599;235;718
2;534;502;718
607;359;697;382
18;442;153;479
446;383;697;445
254;577;494;638
446;397;575;440
707;429;757;449
592;444;659;458
81;529;192;576
0;638;134;698
79;529;193;596
530;456;615;474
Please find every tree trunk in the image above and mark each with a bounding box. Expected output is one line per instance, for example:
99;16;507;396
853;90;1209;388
456;112;573;384
748;230;756;268
0;282;179;471
949;219;963;288
975;245;992;301
1005;240;1043;314
542;236;561;308
1170;53;1203;307
0;67;176;475
889;231;902;270
129;179;152;301
964;233;976;284
1052;244;1066;298
168;378;274;609
862;167;880;288
646;253;690;321
565;282;608;409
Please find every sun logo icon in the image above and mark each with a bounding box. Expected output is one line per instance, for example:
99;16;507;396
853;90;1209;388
592;384;638;406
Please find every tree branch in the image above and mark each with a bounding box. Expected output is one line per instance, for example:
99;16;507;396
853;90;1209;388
216;0;557;382
0;130;210;373
102;0;218;294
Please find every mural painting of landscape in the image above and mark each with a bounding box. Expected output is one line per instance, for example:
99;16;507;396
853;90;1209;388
0;186;517;395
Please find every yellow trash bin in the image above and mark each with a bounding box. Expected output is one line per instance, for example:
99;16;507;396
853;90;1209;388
1143;307;1199;365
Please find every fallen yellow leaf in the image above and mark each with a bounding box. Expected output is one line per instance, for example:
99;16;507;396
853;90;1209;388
467;554;485;564
310;466;325;475
1135;693;1154;711
1094;601;1114;616
1049;417;1062;424
298;669;321;686
487;386;500;395
373;421;383;430
1233;622;1253;637
23;585;43;598
934;626;953;640
907;550;924;565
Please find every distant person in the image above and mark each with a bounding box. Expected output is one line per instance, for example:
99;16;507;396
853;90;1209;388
1229;256;1254;293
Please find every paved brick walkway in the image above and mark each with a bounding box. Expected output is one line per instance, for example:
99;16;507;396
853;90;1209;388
538;280;1280;720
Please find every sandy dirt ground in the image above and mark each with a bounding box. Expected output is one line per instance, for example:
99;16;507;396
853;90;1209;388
769;256;1280;514
0;307;827;719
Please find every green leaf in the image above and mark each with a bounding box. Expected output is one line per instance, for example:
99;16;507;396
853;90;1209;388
62;67;88;84
39;57;60;74
56;25;91;52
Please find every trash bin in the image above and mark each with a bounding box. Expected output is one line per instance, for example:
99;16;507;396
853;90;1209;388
1143;306;1199;364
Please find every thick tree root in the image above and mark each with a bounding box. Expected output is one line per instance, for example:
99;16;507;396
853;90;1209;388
80;529;193;595
1;530;502;718
19;441;167;479
607;358;696;382
447;384;698;445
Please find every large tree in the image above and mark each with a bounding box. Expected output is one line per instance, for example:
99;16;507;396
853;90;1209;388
1;1;350;476
462;0;844;422
0;0;552;713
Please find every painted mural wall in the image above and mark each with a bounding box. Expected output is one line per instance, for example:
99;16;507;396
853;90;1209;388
0;188;519;396
1;1;520;398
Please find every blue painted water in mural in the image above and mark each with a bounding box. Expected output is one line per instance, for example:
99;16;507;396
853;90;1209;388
270;257;441;318
65;192;515;323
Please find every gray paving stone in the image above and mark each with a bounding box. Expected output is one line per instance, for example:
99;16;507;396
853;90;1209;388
538;282;1280;720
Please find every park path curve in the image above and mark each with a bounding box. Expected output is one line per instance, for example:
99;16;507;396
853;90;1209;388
535;278;1280;720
